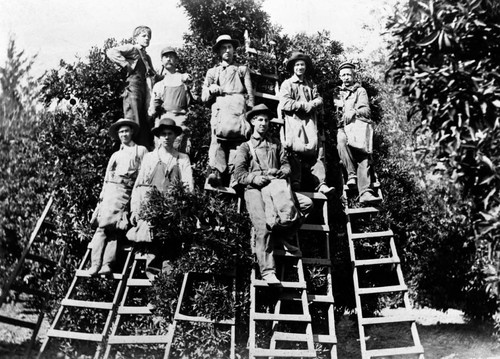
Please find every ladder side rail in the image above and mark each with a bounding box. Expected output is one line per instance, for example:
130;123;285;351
37;247;91;358
0;194;54;306
95;248;134;359
164;272;190;358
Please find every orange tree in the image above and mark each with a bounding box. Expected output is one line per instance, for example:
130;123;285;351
386;0;500;319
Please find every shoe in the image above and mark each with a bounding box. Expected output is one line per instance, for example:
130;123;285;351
359;191;382;205
207;171;222;187
346;177;357;188
262;273;280;285
98;265;112;276
87;265;100;277
282;241;302;257
318;184;335;195
145;270;158;282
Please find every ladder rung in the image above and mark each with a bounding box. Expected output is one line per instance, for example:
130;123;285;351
127;278;152;287
118;306;152;315
0;314;37;329
351;230;393;240
358;284;407;295
204;181;236;194
361;314;415;325
297;191;327;200
302;258;331;266
273;249;302;257
252;279;306;289
107;335;169;344
272;331;310;341
366;345;424;357
279;293;334;303
270;118;284;125
75;270;123;280
175;313;235;325
26;253;57;267
251;348;316;357
254;91;278;101
308;294;334;303
314;334;337;344
346;207;380;215
354;257;400;266
11;283;49;298
61;298;113;310
300;223;329;231
253;313;311;322
47;329;103;341
249;69;278;79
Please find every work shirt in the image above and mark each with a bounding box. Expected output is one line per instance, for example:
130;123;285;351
130;148;193;215
201;63;254;107
106;44;156;82
336;82;371;126
102;142;148;189
279;74;323;155
233;135;290;188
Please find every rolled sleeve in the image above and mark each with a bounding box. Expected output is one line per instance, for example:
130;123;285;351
201;68;217;103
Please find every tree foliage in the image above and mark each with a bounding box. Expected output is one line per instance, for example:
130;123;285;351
386;0;500;318
178;0;271;45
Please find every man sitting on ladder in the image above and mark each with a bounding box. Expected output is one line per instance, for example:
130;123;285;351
233;104;313;284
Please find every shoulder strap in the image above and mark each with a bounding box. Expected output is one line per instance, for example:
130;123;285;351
247;140;263;171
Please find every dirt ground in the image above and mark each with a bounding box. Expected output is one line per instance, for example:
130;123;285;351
1;302;499;359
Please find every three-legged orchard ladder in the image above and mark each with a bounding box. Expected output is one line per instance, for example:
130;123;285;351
37;243;134;359
344;186;425;358
102;251;174;359
0;194;64;358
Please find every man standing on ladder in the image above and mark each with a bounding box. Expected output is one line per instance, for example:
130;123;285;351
233;104;313;284
202;34;255;188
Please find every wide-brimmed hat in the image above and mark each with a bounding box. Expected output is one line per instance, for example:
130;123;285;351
212;34;240;53
338;61;355;71
246;104;275;122
151;117;182;137
108;118;139;141
160;46;177;57
285;51;313;74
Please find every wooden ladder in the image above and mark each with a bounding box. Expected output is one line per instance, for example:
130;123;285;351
37;243;134;359
248;253;316;358
345;191;425;358
102;251;173;359
164;271;237;358
299;191;338;358
0;194;63;358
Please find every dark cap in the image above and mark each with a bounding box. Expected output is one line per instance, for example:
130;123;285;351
161;46;177;57
338;61;356;71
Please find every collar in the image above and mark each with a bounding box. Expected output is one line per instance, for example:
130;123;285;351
120;141;136;150
250;134;271;143
340;82;361;92
219;61;236;69
291;74;308;84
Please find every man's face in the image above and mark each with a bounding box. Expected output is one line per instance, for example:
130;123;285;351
135;32;151;48
219;43;234;63
118;126;133;145
294;60;307;77
161;53;178;70
158;128;177;148
251;114;270;136
339;68;354;86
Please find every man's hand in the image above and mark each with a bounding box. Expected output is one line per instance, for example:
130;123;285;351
343;109;356;124
276;169;288;179
302;102;313;113
130;212;138;226
209;84;222;95
253;175;271;187
266;168;278;176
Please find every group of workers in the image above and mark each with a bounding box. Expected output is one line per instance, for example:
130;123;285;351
87;25;380;284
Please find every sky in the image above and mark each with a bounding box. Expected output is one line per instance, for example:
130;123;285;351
0;0;399;77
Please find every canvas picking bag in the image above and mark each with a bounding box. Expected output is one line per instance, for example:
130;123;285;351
345;118;373;154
